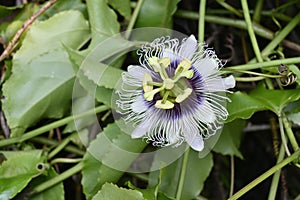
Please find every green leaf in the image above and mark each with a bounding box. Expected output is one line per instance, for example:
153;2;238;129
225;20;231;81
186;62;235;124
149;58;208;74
127;181;156;200
227;85;300;122
0;5;24;18
13;10;89;65
63;94;97;133
213;119;246;159
29;167;64;200
149;151;213;199
135;0;181;28
226;91;265;122
107;0;131;19
41;0;87;20
2;11;90;136
92;183;144;200
127;173;175;200
285;99;300;125
86;0;120;49
82;123;147;199
80;36;136;88
0;150;44;200
250;84;300;115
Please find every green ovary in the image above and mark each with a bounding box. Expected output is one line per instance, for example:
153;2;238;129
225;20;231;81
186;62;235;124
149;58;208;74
143;56;194;109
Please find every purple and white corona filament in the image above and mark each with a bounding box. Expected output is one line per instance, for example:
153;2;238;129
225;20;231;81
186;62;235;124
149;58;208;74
116;35;235;151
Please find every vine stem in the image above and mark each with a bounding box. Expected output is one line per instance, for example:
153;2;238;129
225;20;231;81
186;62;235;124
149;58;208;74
0;0;58;62
226;57;300;71
228;148;300;200
268;144;285;200
241;0;263;62
50;158;82;165
31;137;85;155
175;147;190;200
282;113;299;151
124;0;144;39
229;156;235;197
223;68;286;78
198;0;206;44
47;135;73;159
263;12;300;57
216;0;242;17
31;162;83;194
0;105;109;147
174;10;300;52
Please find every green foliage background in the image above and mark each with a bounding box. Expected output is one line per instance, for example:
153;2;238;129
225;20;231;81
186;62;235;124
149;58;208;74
0;0;300;199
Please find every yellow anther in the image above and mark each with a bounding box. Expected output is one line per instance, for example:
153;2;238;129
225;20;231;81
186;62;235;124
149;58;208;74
144;88;162;101
180;69;194;79
175;88;193;103
178;59;192;70
142;74;153;92
148;57;160;72
159;57;171;68
155;100;174;109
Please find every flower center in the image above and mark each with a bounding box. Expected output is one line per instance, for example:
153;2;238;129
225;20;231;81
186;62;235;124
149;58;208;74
143;56;194;109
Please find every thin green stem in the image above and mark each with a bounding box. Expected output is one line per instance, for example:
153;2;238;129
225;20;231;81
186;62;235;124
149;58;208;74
223;68;285;78
50;158;82;165
241;0;263;62
175;147;190;200
234;76;265;82
0;105;109;148
268;144;285;200
31;162;83;194
253;0;264;22
174;10;300;52
125;0;144;39
229;155;235;197
279;115;291;155
216;0;242;17
260;12;300;59
198;0;206;44
282;113;299;151
226;57;300;71
229;149;300;200
48;136;72;159
127;172;149;182
30;137;85;156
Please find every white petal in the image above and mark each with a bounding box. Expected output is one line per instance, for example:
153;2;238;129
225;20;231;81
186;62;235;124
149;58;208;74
204;76;226;92
131;95;148;114
179;35;198;60
188;134;204;151
190;99;216;123
162;48;179;61
203;75;235;92
127;65;147;81
183;125;204;151
224;75;236;89
132;121;148;138
194;57;219;77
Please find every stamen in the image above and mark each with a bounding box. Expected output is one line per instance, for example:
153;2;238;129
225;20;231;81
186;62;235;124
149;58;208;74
148;56;169;79
142;73;153;92
175;58;192;76
144;88;163;101
175;88;193;103
148;57;160;72
159;57;171;68
155;100;174;109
